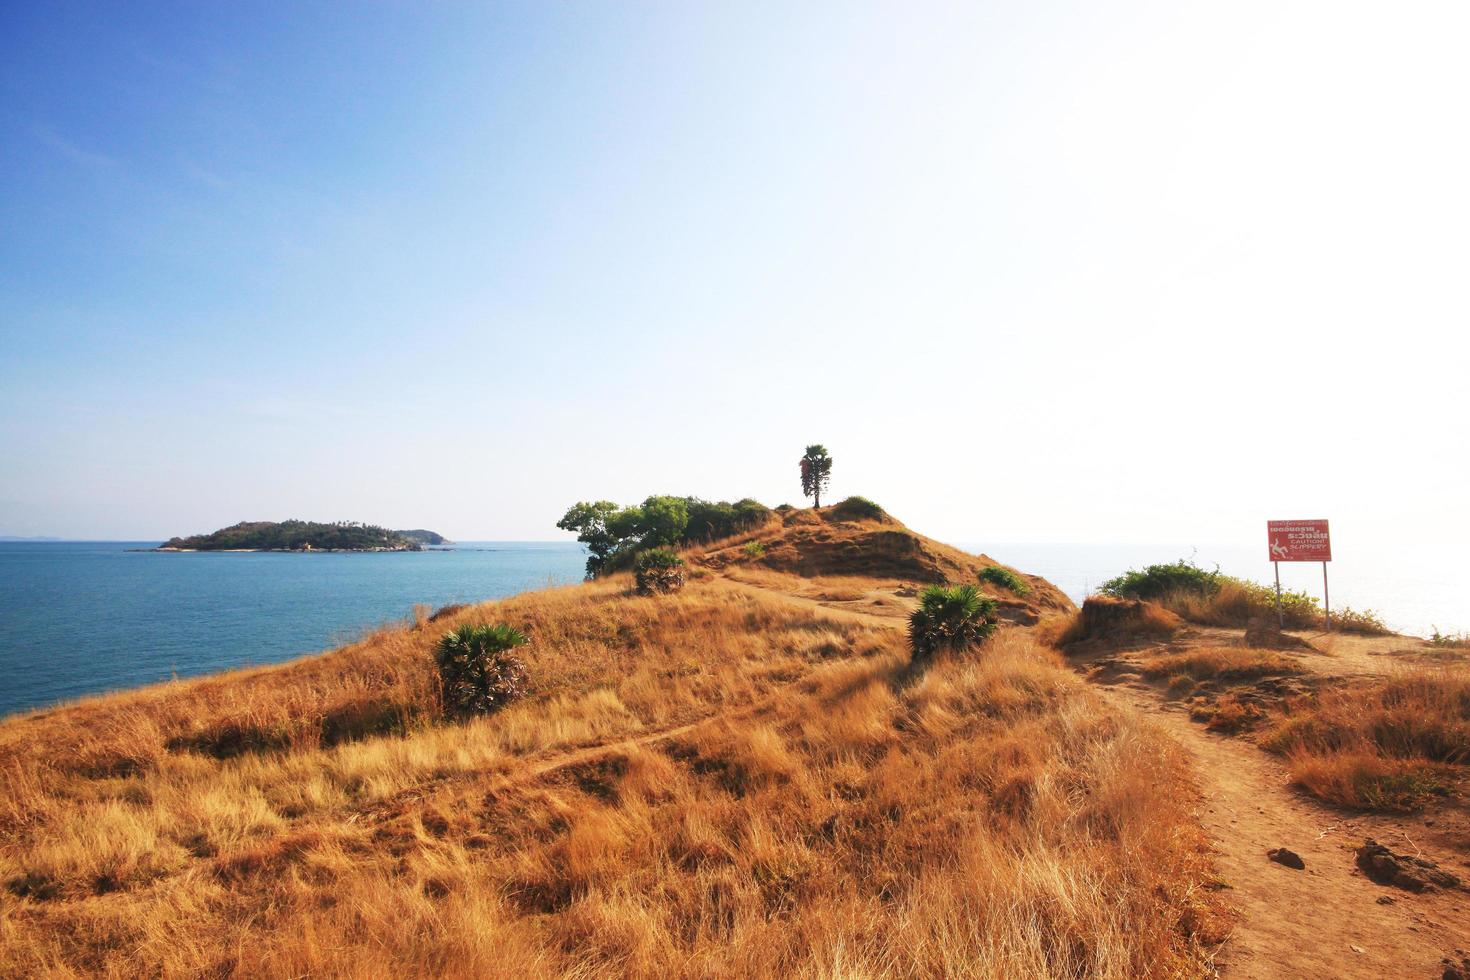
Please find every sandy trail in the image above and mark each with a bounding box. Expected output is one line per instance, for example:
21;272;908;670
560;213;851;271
1104;679;1470;978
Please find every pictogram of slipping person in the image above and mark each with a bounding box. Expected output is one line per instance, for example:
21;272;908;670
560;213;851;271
1270;538;1290;559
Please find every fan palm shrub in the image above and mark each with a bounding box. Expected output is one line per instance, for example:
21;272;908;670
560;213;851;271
435;623;530;717
909;584;999;660
635;548;686;595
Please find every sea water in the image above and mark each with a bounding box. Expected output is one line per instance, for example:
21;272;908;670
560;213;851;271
1;539;1465;719
0;542;587;718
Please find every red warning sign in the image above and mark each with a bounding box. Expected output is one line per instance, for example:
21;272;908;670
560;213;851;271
1267;519;1331;562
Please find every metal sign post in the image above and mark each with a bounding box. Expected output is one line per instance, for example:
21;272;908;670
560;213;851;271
1267;519;1332;632
1323;561;1330;631
1274;560;1284;628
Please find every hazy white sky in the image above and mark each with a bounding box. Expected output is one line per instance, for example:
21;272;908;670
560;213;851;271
2;1;1466;557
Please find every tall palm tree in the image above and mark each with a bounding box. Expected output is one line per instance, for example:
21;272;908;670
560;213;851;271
800;444;833;508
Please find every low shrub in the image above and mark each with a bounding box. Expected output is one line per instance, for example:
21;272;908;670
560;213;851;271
742;540;768;558
634;548;686;595
1262;669;1470;810
1164;578;1320;630
1331;606;1390;635
1431;628;1470;649
1190;694;1268;735
435;624;530;718
978;565;1030;596
1264;672;1470;764
830;496;885;521
1101;559;1343;631
1283;752;1450;812
427;602;468;624
1056;596;1183;646
1099;560;1218;601
909;584;998;660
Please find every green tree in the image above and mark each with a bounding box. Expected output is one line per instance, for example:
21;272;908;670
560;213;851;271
636;495;690;548
800;444;833;508
556;500;628;578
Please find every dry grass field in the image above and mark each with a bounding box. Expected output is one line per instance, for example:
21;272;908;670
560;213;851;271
0;510;1230;978
1263;668;1470;811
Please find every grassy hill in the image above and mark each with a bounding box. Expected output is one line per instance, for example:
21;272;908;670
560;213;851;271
0;506;1227;977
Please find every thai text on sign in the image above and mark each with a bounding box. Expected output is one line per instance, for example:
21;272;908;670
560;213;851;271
1267;519;1331;562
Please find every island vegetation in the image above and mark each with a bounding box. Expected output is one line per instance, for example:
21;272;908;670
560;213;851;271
159;520;443;552
396;529;450;546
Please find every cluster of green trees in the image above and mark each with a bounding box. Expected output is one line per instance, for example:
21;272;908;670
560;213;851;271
557;445;842;579
557;496;773;578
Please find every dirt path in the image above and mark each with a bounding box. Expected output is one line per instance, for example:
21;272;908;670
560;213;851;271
719;571;1470;975
1103;679;1470;978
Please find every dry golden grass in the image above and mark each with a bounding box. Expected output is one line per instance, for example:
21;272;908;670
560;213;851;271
1154;581;1389;636
723;565;916;609
1054;596;1184;647
1141;647;1305;684
1;576;1219;977
1262;668;1470;810
1156;580;1291;629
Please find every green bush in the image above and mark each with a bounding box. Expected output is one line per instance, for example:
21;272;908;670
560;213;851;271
684;497;773;542
1099;560;1220;600
436;624;530;718
978;565;1030;596
1100;559;1330;630
830;496;885;520
635;548;686;595
1431;629;1470;649
1332;606;1390;635
742;541;767;558
909;584;999;660
1221;577;1321;629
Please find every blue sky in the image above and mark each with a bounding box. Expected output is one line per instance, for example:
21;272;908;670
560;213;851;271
2;2;1467;558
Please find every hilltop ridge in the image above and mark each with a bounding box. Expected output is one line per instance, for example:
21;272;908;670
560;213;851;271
693;498;1073;623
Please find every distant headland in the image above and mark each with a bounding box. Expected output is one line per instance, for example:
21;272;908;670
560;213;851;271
156;521;448;552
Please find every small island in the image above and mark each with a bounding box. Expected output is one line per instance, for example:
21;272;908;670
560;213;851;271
396;528;450;546
158;520;446;552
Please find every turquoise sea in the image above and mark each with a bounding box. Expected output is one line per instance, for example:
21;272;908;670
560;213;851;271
1;538;1463;719
0;542;586;718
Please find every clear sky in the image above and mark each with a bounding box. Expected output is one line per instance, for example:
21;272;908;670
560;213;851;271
2;1;1466;555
